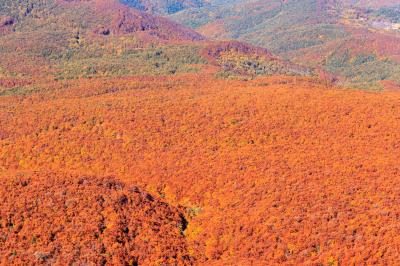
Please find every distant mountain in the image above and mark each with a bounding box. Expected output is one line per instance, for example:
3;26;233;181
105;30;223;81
201;40;311;77
120;0;207;14
167;0;400;89
346;0;400;8
0;0;311;93
0;0;208;79
0;0;204;41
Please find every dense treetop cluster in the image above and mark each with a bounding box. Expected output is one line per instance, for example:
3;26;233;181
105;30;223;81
0;173;192;265
1;75;400;264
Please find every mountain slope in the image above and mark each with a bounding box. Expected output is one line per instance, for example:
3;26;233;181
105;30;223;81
0;0;314;95
347;0;400;8
0;0;207;81
0;0;205;41
2;75;400;264
120;0;207;15
1;0;400;265
167;0;400;89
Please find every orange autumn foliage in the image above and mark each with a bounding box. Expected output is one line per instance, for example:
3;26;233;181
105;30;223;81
1;74;400;264
0;173;192;265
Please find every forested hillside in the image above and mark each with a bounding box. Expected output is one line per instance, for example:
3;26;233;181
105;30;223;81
120;0;206;14
2;75;400;264
0;0;313;96
167;0;400;89
1;0;400;265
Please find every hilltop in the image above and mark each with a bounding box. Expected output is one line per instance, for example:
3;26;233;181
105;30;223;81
0;0;206;81
0;0;311;96
0;0;205;46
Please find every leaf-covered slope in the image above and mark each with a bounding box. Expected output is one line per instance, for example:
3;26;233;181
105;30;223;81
0;0;205;41
201;41;311;77
0;0;313;84
0;173;193;265
0;0;208;80
2;76;400;264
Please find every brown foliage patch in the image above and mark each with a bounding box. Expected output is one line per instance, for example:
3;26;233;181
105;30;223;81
0;78;32;89
0;173;192;265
